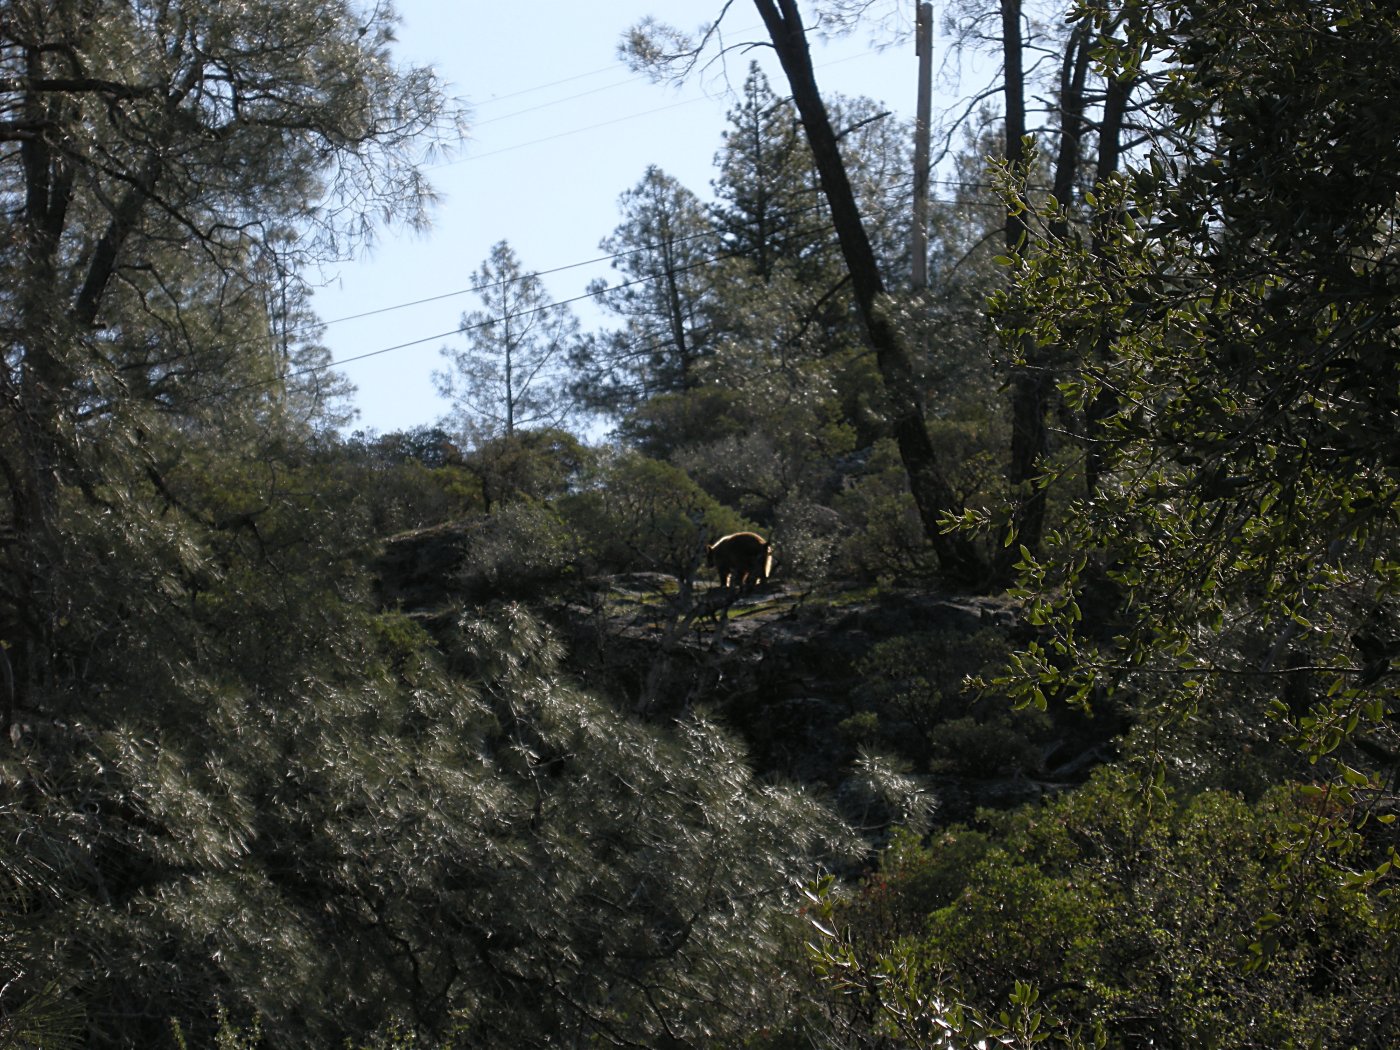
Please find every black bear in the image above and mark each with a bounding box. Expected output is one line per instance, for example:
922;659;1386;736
706;532;773;593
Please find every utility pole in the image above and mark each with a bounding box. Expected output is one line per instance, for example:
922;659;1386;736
910;2;933;292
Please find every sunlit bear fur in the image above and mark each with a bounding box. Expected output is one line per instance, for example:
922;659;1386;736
706;532;773;593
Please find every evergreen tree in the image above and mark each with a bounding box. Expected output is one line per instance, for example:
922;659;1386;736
0;0;451;713
574;166;717;415
435;240;578;444
251;236;359;430
710;62;830;285
830;93;915;285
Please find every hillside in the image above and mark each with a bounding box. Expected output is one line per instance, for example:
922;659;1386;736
376;522;1122;826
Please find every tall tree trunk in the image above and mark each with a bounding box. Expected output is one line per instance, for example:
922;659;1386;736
1050;25;1091;242
1095;71;1131;189
998;0;1057;578
660;233;694;389
1001;0;1029;250
8;43;80;713
753;0;985;584
1084;67;1134;495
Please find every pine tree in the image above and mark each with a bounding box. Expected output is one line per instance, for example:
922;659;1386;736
435;240;578;444
710;62;828;284
0;0;452;713
574;166;717;415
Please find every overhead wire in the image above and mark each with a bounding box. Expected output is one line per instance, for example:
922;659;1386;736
281;29;1020;393
307;31;983;334
310;178;1006;338
454;96;717;164
472;61;638;107
242;239;761;401
487;31;876;134
421;35;897;169
461;17;770;111
472;75;672;129
262;185;1011;410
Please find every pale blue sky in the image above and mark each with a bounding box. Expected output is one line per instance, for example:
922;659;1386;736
313;1;966;436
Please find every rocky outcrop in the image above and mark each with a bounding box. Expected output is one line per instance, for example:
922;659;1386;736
548;578;1121;824
371;527;1122;826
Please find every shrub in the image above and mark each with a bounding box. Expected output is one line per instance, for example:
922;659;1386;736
455;500;578;599
561;451;752;579
854;627;1049;776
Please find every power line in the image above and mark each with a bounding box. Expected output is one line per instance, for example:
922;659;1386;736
313;178;1006;334
428;40;895;171
311;197;831;333
312;225;736;332
212;176;1014;409
263;249;752;399
451;95;715;165
462;18;776;112
300;198;1003;377
472;75;661;129
472;63;633;108
473;38;894;133
464;18;773;113
317;248;651;329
